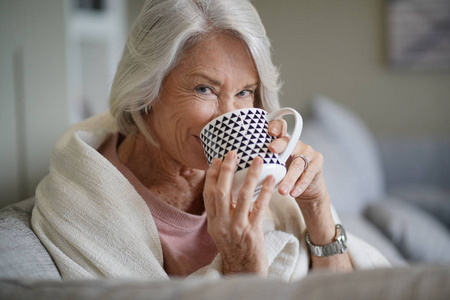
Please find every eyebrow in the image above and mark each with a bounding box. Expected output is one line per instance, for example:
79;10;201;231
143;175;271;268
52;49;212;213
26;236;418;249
190;73;259;89
190;73;222;86
244;82;259;89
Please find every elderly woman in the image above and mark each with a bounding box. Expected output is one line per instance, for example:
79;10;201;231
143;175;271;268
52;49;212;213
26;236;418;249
31;0;389;279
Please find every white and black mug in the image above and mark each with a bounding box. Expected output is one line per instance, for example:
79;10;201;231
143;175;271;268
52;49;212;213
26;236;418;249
200;107;303;201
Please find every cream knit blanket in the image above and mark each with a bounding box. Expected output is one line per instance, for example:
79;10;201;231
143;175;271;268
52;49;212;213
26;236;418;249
31;113;390;280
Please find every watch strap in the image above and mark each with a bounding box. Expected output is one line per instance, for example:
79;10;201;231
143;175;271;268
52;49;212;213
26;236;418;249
305;224;348;257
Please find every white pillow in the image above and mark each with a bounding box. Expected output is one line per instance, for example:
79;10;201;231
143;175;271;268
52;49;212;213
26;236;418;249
339;212;407;266
365;198;450;263
389;186;450;228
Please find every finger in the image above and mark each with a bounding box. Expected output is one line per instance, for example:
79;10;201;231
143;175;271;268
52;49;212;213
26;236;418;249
215;151;238;216
290;152;324;198
268;136;290;154
203;158;221;219
285;141;308;169
278;142;312;195
278;154;307;195
233;156;263;222
268;119;287;138
250;175;276;225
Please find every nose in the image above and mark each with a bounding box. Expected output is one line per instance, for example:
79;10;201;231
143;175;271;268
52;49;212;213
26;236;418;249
205;104;235;132
216;98;238;117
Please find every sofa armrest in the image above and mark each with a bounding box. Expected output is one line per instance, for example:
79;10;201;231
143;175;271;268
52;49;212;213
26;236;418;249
0;198;61;280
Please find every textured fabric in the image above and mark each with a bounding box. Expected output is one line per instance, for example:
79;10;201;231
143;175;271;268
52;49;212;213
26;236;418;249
31;112;390;280
2;265;450;300
302;96;385;213
99;133;218;276
0;198;61;280
365;198;450;262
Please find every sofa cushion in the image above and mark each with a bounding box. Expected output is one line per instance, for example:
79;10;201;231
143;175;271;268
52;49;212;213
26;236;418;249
365;198;450;263
388;185;450;229
339;212;407;267
1;265;449;300
301;95;385;213
0;198;61;279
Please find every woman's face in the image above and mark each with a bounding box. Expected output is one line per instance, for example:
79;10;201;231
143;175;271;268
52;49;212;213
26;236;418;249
148;33;259;170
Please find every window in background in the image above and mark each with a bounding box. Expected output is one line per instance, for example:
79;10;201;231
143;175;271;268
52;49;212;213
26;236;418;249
77;0;106;11
67;0;126;124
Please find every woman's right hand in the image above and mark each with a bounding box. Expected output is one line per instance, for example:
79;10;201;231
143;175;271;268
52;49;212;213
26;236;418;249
203;151;276;276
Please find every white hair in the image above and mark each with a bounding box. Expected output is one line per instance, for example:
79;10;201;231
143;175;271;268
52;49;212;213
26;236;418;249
110;0;281;143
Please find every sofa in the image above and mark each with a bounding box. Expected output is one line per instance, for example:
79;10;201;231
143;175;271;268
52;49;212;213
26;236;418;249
299;96;450;266
1;96;450;299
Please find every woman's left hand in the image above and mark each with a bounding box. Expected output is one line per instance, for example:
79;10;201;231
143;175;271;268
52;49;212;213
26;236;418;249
266;119;334;237
267;119;353;272
267;119;327;204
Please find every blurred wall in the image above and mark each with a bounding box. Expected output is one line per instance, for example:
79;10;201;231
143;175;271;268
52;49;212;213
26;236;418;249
252;0;450;138
0;0;69;207
127;0;145;30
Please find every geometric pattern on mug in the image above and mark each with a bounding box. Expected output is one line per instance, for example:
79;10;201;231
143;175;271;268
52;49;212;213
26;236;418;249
200;109;284;172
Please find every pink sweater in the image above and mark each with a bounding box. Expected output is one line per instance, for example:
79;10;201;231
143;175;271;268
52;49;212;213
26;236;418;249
99;133;218;276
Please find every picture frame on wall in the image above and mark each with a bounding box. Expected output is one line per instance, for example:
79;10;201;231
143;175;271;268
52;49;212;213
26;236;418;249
386;0;450;70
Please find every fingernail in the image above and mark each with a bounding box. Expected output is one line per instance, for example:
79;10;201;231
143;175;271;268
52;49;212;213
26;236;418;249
291;188;300;198
279;184;288;194
270;176;277;186
229;151;236;159
270;175;276;184
271;127;279;136
269;143;278;153
254;156;263;165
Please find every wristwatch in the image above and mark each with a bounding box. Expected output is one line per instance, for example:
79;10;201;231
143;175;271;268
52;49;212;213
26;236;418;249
305;224;348;257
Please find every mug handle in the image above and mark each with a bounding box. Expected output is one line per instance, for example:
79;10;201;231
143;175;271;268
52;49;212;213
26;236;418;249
266;107;303;164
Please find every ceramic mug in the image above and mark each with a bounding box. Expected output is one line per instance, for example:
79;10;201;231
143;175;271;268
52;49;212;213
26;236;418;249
200;107;303;201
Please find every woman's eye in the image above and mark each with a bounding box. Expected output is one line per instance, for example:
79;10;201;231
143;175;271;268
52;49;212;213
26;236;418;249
195;85;214;96
237;90;253;97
